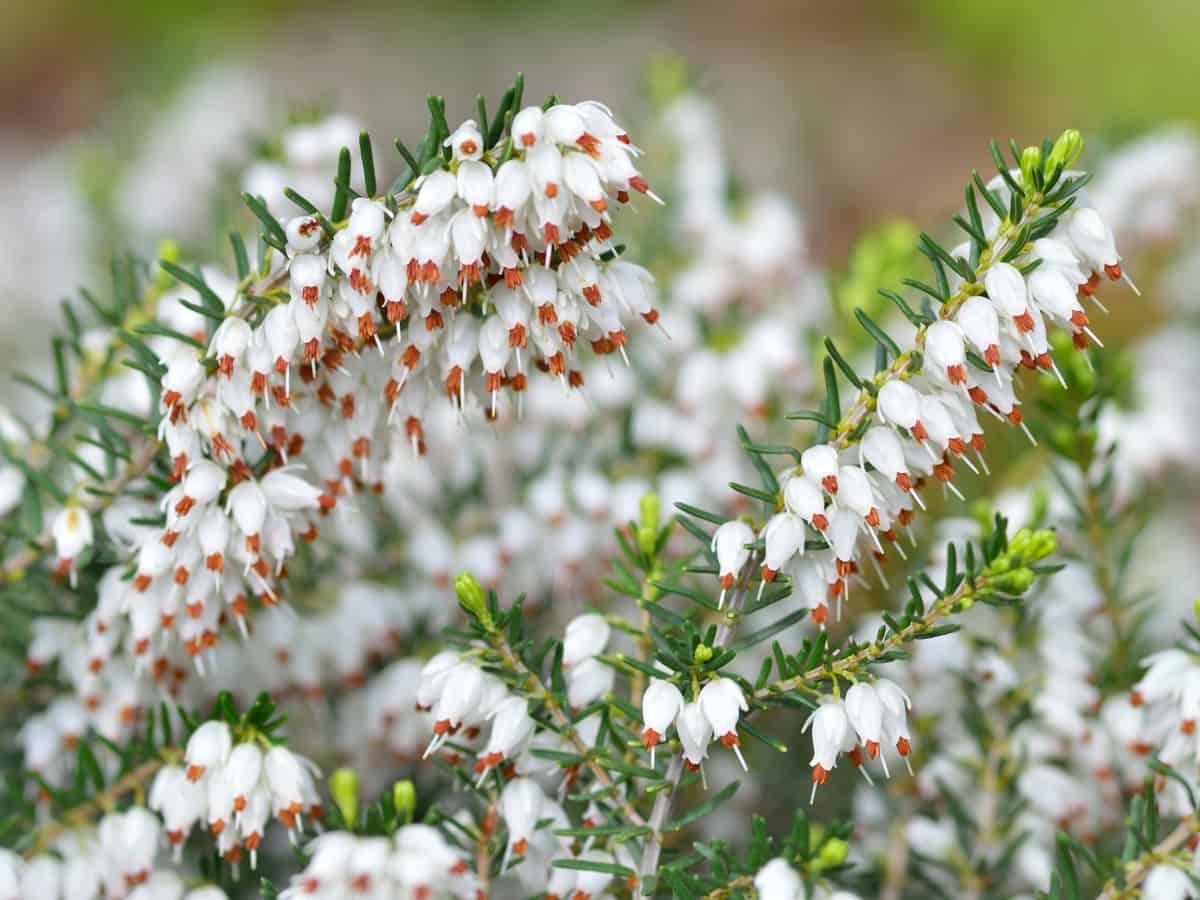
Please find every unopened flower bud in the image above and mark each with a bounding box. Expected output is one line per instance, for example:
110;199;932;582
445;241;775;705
329;767;359;827
454;572;493;629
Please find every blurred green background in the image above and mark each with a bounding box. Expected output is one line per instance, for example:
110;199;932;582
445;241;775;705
2;0;1196;264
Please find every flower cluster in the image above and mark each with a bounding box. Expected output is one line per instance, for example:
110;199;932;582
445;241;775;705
276;826;474;899
0;810;228;900
641;675;749;772
717;199;1127;632
30;96;658;749
151;721;322;868
803;679;912;797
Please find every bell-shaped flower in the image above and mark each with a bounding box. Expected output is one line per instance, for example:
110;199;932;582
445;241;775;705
875;678;914;765
983;260;1033;332
712;520;754;605
925;320;967;385
52;506;93;585
956;296;1001;366
844;682;888;771
565;656;614;709
803;699;848;799
677;700;712;770
562;613;610;668
500;777;544;857
801;443;840;495
512;106;544;147
185;720;232;782
641;679;684;764
754;858;804;900
762;512;805;581
477;696;534;776
699;677;749;769
877;380;922;434
411;169;457;225
1067;207;1121;274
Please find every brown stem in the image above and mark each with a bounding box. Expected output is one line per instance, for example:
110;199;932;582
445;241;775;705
491;634;646;828
26;756;169;857
755;571;983;701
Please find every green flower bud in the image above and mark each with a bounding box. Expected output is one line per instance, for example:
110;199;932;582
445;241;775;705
454;572;494;630
329;767;359;826
640;492;660;532
991;567;1035;595
1193;596;1200;625
693;644;714;664
987;554;1012;576
1027;529;1057;561
1020;145;1042;188
1008;527;1033;554
813;837;849;871
393;779;417;824
1045;129;1084;177
637;493;661;557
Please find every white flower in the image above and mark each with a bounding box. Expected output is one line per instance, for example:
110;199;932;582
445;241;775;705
264;744;319;833
1067;207;1121;274
955;296;1001;367
571;849;615;900
150;765;207;856
500;777;544;856
511;106;543;147
565;656;614;709
446;119;485;162
712;520;754;605
699;677;749;770
225;742;264;812
1141;864;1191;900
876;380;922;433
804;699;849;797
211;317;252;377
562;613;610;668
762;512;806;581
801;443;840;495
924;320;967;386
477;695;534;776
185;720;232;782
19;856;59;900
784;475;829;530
754;858;804;900
874;678;914;766
641;679;684;764
677;700;712;770
429;662;485;739
261;467;324;511
411;169;458;225
52;505;93;584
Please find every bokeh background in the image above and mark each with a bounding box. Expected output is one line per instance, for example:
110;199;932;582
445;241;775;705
4;0;1198;258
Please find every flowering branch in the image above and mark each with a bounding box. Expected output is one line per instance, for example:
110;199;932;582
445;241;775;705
638;550;760;891
486;614;648;828
26;755;171;856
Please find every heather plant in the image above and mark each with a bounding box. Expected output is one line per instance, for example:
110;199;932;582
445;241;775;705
2;70;1199;900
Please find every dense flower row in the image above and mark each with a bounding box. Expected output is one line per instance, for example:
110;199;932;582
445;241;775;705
276;826;475;899
29;98;658;777
0;810;228;900
705;195;1128;788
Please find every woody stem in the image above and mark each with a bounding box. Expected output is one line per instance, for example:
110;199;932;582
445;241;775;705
490;633;647;828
